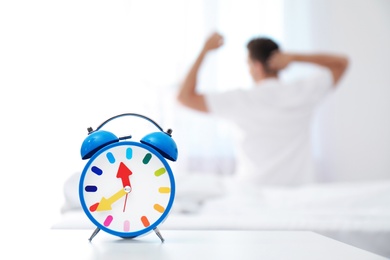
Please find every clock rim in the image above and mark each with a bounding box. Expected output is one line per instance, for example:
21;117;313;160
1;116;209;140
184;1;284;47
79;141;176;238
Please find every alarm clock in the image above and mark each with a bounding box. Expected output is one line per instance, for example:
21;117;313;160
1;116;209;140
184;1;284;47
78;113;178;242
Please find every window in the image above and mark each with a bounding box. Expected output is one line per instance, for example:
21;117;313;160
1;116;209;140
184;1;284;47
57;0;285;176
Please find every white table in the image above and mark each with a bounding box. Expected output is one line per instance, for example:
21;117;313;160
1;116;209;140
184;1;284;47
12;229;388;259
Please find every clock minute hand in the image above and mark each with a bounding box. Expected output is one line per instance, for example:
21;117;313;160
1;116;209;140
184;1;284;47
116;162;133;188
96;188;127;211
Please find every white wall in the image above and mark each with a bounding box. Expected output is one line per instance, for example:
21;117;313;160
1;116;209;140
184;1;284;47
284;0;390;182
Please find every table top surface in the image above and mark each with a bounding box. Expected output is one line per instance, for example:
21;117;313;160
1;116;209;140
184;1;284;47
9;229;388;260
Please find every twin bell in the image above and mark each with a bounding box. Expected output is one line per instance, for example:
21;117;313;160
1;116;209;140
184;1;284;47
80;113;178;162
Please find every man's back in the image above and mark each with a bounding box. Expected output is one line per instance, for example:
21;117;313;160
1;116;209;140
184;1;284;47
205;68;333;186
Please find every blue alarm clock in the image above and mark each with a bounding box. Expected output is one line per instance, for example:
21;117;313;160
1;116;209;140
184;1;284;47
78;113;178;242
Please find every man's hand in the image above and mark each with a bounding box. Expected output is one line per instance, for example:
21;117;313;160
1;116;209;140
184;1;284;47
267;52;293;71
268;51;349;85
203;32;224;53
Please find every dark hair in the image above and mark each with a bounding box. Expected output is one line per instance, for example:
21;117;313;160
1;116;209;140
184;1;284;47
247;37;279;69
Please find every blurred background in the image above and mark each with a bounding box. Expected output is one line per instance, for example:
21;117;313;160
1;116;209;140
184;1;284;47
1;0;389;234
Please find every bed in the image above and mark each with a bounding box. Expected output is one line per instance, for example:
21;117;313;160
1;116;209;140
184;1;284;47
52;172;390;258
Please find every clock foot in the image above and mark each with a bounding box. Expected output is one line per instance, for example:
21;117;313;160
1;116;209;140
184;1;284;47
153;227;165;243
88;227;101;242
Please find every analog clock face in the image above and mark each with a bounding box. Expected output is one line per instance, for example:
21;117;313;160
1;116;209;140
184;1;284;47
79;141;175;238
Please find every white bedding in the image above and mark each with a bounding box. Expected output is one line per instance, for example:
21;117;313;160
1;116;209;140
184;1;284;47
52;173;390;258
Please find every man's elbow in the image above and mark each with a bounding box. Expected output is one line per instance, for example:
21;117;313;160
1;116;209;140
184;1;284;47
339;56;349;72
176;90;188;106
176;92;208;112
333;56;350;85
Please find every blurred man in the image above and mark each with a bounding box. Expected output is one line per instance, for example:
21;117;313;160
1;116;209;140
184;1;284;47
177;32;348;186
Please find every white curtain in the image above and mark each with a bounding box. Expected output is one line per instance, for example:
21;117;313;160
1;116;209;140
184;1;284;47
17;0;283;177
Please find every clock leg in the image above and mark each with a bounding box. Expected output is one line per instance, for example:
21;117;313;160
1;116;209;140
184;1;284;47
88;227;101;242
153;227;165;243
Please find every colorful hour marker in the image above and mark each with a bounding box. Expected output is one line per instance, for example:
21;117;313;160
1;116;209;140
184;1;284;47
104;215;114;226
155;168;166;177
158;187;170;193
89;202;99;212
106;152;116;164
85;185;97;192
91;166;103;176
141;216;150;227
154;204;165;213
124;220;130;232
143;153;152;164
126;148;133;159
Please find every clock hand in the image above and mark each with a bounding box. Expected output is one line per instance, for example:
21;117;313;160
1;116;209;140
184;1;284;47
122;184;132;212
123;193;129;212
116;162;132;188
96;188;128;211
116;162;133;213
89;163;133;212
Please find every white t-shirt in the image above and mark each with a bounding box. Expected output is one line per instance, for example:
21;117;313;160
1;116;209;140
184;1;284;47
205;68;333;186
